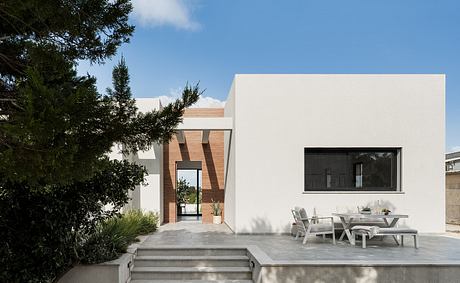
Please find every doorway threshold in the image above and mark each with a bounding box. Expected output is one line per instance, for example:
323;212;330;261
177;215;202;222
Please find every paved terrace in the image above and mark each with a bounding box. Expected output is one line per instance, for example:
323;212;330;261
142;222;460;265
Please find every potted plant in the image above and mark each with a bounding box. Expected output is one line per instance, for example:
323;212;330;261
176;178;190;215
382;208;391;215
360;206;371;215
210;199;222;224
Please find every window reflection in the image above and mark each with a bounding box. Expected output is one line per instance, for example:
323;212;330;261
304;148;399;191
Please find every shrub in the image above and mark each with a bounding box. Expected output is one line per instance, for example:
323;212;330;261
0;161;146;283
210;198;222;216
78;210;158;264
122;210;159;235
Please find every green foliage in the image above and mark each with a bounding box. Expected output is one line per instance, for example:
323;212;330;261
187;189;198;204
176;177;199;205
176;178;190;204
122;209;159;235
0;55;201;186
0;0;134;74
79;210;158;264
0;1;201;282
0;160;146;282
210;198;222;216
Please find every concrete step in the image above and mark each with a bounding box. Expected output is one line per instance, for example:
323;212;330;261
130;280;253;283
131;267;252;280
137;247;247;257
134;255;250;267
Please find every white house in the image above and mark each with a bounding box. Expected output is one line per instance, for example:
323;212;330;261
115;74;446;234
446;151;460;172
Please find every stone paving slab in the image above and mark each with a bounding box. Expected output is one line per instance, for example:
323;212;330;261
142;222;460;265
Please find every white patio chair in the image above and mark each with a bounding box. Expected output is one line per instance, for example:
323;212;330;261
291;207;336;245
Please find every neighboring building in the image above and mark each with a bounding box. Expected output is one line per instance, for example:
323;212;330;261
446;151;460;172
446;151;460;224
115;74;445;234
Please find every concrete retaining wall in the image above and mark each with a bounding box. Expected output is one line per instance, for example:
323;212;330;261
58;236;147;283
447;172;460;224
57;253;133;283
254;265;460;283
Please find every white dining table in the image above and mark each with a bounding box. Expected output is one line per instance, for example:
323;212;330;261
332;213;409;245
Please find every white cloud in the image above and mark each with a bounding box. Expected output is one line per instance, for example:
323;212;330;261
158;87;225;108
193;96;226;108
131;0;200;30
451;146;460;152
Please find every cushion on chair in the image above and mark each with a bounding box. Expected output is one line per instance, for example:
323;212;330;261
309;223;333;232
294;206;308;219
351;225;379;232
377;228;418;234
351;225;380;238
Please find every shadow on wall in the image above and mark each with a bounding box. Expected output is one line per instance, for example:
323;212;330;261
324;199;408;228
179;143;190;161
256;264;459;283
163;143;174;222
238;217;292;234
256;265;379;283
202;143;219;190
133;144;162;174
331;200;397;215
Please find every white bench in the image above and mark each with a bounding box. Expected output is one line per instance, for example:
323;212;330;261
351;227;419;249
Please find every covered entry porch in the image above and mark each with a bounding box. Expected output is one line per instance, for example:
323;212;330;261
163;108;232;224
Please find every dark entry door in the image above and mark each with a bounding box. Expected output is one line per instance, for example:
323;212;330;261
176;169;202;217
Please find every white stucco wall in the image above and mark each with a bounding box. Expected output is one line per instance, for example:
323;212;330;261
230;74;445;233
134;98;164;222
224;81;236;231
134;143;164;222
109;98;164;223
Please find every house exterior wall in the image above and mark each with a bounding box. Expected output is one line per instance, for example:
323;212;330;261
453;162;460;172
446;172;460;224
163;108;225;224
446;152;460;172
224;82;236;231
229;74;445;233
109;98;164;223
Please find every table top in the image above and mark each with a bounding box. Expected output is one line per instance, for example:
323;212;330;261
332;213;408;219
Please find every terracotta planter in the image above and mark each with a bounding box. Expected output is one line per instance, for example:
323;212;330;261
213;215;222;224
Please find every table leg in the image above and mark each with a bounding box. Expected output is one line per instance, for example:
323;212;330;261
383;218;400;245
338;217;355;245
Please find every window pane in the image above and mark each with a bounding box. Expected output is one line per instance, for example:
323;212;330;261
304;148;399;191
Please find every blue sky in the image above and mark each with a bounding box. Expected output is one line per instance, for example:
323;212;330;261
78;0;460;151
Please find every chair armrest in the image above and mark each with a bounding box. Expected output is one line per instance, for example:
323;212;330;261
317;216;335;225
314;216;334;220
301;216;334;223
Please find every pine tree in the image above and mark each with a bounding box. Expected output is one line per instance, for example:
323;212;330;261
0;1;202;282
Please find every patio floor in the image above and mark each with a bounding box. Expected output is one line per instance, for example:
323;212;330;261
142;222;460;265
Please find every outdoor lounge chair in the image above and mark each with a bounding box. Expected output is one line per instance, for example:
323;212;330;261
291;207;336;245
351;225;419;249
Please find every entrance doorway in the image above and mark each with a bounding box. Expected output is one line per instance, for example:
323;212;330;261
176;161;202;221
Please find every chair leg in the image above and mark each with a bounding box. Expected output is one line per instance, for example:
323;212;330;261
332;231;336;245
414;234;419;249
362;235;366;249
322;234;326;240
295;231;300;240
302;233;308;244
400;235;404;247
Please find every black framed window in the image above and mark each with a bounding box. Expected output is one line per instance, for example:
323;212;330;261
304;148;400;191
